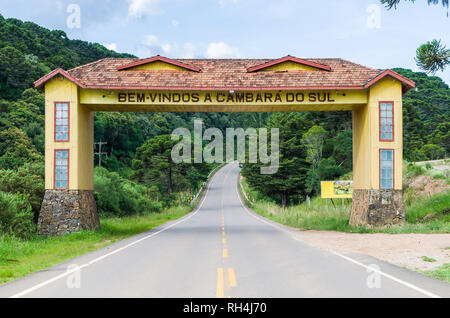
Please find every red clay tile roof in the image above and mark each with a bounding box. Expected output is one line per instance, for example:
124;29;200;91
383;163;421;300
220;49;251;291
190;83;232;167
34;56;415;92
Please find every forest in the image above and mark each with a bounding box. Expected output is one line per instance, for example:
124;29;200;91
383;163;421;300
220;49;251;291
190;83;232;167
0;14;448;236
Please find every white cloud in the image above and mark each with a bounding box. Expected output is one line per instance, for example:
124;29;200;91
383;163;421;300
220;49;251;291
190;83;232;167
161;43;172;54
142;34;159;46
206;42;241;58
181;43;197;58
135;37;242;60
136;34;173;57
104;43;118;52
128;0;163;19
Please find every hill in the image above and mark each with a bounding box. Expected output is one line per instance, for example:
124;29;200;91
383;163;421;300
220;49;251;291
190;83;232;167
0;14;135;100
394;68;449;160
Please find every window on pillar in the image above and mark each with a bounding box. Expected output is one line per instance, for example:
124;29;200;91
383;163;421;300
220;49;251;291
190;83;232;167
55;102;69;141
380;149;394;189
54;150;69;189
379;102;394;141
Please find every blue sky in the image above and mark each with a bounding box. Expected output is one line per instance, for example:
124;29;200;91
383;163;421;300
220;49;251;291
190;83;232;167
1;0;449;83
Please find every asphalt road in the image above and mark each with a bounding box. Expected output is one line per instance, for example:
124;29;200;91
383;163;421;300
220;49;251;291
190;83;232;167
1;163;449;298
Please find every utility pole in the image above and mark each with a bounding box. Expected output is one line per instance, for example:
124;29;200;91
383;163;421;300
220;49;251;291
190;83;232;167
94;140;108;167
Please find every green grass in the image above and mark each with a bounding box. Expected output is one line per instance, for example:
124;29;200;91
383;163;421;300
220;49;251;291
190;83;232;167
406;191;450;224
426;264;450;283
0;206;190;285
422;256;437;263
240;178;450;234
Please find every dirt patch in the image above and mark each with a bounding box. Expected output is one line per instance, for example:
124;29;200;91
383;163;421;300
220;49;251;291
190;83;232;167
293;230;450;272
409;175;449;198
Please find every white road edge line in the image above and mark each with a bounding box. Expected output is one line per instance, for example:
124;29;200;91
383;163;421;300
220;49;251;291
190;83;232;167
9;165;223;298
331;251;441;298
233;166;441;299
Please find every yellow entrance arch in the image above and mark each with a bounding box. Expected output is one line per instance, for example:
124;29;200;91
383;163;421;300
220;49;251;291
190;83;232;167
34;55;415;235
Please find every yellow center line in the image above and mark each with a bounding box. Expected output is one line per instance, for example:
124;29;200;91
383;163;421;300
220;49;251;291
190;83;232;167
217;167;235;298
216;268;224;298
228;268;237;287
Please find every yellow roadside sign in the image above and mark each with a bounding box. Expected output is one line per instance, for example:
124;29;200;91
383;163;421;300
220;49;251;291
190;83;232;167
321;181;353;199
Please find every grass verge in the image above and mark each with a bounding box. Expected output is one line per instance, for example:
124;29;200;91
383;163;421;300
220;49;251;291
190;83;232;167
0;206;190;285
426;264;450;283
240;177;450;234
0;164;222;286
239;177;450;283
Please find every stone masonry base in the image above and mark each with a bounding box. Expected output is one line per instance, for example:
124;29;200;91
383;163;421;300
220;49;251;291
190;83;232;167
38;190;100;236
350;189;405;227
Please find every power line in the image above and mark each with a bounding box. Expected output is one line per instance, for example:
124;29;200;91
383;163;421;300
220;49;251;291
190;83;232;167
94;140;108;167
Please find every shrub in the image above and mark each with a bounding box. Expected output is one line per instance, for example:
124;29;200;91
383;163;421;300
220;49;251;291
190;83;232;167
0;191;35;238
0;163;44;222
94;167;163;217
406;191;450;223
419;144;445;161
405;163;426;179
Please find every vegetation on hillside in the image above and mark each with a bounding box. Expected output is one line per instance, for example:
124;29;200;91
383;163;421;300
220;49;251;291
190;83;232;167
0;14;134;101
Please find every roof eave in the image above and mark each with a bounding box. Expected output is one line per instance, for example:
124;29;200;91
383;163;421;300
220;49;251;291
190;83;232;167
364;69;415;94
34;68;85;90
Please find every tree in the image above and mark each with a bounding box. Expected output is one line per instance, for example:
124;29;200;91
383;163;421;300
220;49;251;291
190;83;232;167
133;135;182;194
301;125;327;194
330;129;353;173
428;122;450;154
419;144;446;160
0;163;44;222
381;0;449;73
381;0;448;10
394;68;449;161
241;113;310;207
416;40;450;74
301;125;327;173
0;127;42;169
132;134;208;196
305;158;344;196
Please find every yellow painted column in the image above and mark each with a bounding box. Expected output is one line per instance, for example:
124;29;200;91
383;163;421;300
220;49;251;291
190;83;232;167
39;77;98;235
350;77;404;226
367;78;403;190
43;78;94;190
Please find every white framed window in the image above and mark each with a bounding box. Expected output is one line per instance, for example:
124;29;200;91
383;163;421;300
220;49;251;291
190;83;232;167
54;150;69;189
55;102;69;141
380;149;394;189
379;102;394;141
